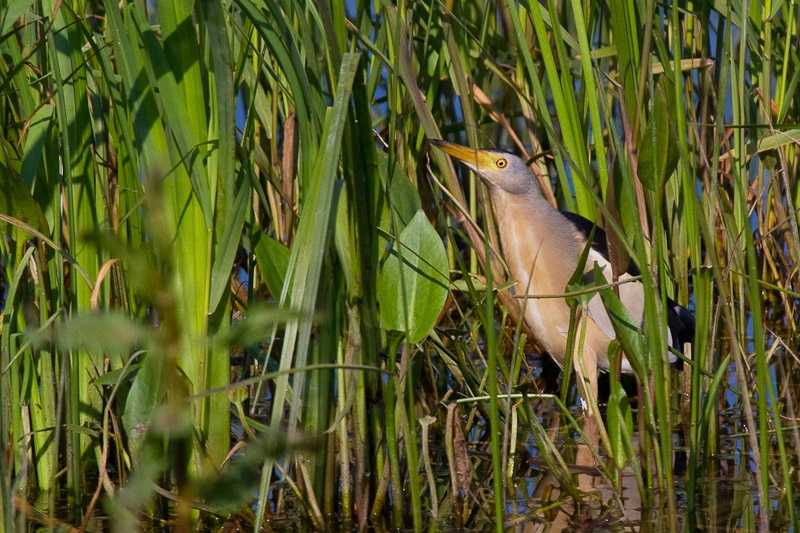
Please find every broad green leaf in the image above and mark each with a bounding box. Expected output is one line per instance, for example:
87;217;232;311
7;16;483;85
638;77;679;191
378;151;422;230
378;210;449;343
130;2;212;227
252;232;292;300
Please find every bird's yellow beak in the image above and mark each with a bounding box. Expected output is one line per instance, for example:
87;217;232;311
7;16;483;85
430;139;492;170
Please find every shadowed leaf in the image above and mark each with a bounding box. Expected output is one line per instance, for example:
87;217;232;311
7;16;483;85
638;77;679;191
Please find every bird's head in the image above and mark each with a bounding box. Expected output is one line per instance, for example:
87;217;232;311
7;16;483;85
430;139;534;195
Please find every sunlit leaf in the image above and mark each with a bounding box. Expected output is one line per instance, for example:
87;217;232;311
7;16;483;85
378;210;449;343
595;264;645;374
252;231;292;300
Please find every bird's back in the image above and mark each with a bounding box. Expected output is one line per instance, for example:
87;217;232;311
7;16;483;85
491;189;691;372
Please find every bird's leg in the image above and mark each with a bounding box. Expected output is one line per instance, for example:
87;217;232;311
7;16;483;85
570;311;601;470
574;349;600;446
574;350;600;492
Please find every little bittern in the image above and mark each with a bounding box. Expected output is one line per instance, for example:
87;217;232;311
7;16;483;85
431;139;693;379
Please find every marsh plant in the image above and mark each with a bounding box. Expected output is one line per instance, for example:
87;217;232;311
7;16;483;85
1;0;799;531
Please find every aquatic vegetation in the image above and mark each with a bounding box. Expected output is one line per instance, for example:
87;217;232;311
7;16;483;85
1;0;798;531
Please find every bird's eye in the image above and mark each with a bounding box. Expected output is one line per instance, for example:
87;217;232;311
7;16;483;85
496;158;507;168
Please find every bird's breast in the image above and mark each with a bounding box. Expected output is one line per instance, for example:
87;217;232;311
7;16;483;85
492;194;618;367
496;208;577;362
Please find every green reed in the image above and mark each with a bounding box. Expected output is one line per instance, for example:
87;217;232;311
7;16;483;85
1;0;799;531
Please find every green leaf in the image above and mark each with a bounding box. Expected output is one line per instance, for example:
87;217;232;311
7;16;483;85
333;182;352;290
753;128;800;160
252;232;292;299
130;3;213;227
209;182;250;312
123;352;164;444
595;264;645;373
19;104;52;190
0;0;37;38
638;77;679;191
216;305;299;347
378;151;422;230
607;377;633;469
0;164;50;236
93;363;142;386
202;0;242;314
378;210;449;343
36;312;150;356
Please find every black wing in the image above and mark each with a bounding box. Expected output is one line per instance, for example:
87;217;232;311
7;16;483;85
560;211;640;277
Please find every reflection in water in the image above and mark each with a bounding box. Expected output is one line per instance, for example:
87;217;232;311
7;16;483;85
248;352;798;531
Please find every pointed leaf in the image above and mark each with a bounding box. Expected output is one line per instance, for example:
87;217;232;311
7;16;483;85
0;165;50;236
607;377;633;469
209;184;250;312
252;232;292;300
638;77;679;190
378;210;449;343
123;352;164;445
595;264;645;373
377;151;422;230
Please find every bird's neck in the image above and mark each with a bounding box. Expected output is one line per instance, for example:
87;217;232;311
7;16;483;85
489;189;551;280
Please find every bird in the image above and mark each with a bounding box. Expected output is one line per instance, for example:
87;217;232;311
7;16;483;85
430;139;694;387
